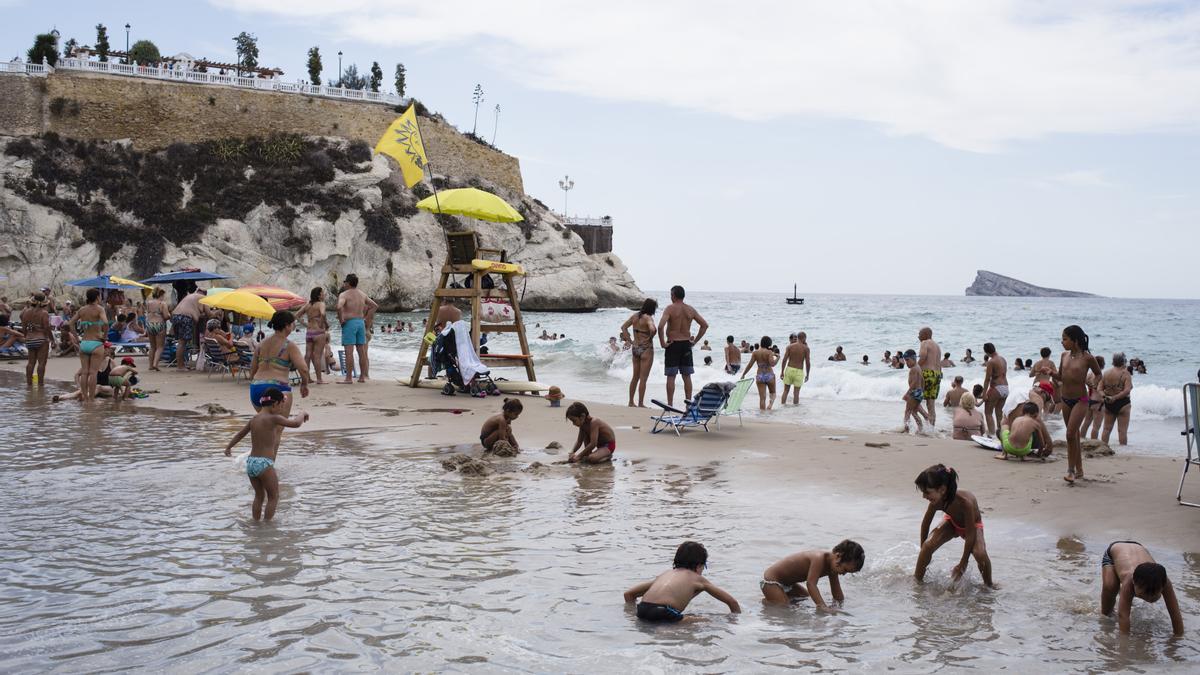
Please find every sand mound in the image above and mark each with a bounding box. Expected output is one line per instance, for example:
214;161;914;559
489;440;520;457
441;453;492;476
546;441;562;449
522;461;547;473
1051;439;1114;458
197;403;233;415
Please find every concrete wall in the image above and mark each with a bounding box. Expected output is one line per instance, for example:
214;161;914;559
566;224;613;255
0;70;524;194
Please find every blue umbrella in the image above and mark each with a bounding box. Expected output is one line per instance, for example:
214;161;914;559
65;275;151;290
141;270;231;284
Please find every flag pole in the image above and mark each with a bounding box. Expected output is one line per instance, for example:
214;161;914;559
411;109;442;214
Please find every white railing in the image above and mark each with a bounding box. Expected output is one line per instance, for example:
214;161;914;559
563;216;613;227
1;57;405;106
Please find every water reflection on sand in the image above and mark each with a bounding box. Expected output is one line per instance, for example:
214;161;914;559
0;380;1197;672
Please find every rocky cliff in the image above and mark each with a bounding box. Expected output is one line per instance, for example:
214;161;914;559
965;270;1097;298
0;134;643;311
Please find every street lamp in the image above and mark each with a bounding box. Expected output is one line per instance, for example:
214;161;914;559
337;50;343;87
558;175;575;217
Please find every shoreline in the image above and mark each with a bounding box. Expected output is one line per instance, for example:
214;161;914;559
4;354;1199;552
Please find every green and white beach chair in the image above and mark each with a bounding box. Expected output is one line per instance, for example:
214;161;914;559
1178;382;1200;507
716;378;754;429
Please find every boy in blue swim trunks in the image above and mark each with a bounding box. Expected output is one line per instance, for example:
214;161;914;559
902;350;930;433
624;541;740;623
223;388;309;521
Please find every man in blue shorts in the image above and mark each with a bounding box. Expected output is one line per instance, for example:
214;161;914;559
336;273;378;383
657;285;708;407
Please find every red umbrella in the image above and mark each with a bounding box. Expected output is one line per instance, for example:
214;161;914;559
238;285;306;311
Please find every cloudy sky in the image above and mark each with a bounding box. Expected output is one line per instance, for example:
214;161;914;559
5;1;1199;297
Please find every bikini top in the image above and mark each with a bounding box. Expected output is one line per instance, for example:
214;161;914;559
257;341;293;370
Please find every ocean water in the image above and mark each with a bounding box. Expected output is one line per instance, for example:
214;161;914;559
1;382;1197;672
356;292;1198;457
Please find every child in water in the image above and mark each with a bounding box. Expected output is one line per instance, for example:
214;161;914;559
565;402;616;463
624;541;741;622
903;350;930;432
760;540;866;609
480;398;522;452
223;387;309;521
914;464;994;587
1100;541;1184;636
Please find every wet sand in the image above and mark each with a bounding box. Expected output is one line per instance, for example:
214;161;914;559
7;354;1200;552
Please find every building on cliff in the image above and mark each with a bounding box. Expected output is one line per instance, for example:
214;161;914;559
0;62;643;311
564;216;613;255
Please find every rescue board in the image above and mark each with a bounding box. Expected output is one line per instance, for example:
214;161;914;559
972;435;1002;451
471;258;525;275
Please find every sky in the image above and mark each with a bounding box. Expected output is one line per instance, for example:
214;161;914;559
4;0;1200;298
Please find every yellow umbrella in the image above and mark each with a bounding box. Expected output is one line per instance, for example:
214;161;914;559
416;188;523;223
200;289;276;320
109;275;153;290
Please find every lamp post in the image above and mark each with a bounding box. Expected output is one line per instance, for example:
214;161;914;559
337;50;343;87
558;175;575;217
125;23;130;54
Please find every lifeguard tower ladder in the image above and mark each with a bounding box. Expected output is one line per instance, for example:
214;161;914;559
408;230;537;388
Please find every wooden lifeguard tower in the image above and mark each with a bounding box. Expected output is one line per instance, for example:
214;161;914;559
408;230;537;388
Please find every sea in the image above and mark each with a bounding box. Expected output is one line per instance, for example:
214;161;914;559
362;292;1198;458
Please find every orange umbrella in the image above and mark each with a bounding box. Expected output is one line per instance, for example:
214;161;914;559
238;285;305;311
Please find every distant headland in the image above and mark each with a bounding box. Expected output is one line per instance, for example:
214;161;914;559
965;270;1098;298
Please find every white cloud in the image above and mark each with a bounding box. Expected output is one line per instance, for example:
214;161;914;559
1045;169;1114;188
211;1;1200;151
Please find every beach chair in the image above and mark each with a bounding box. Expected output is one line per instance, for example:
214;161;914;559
650;385;730;435
1177;382;1200;507
715;378;754;429
112;341;149;355
234;343;254;378
202;338;237;378
338;348;361;379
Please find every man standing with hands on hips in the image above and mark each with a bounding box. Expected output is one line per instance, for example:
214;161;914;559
657;285;708;408
336;273;378;384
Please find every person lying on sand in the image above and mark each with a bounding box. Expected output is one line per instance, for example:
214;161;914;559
480;398;522;452
759;540;865;609
624;541;741;623
565;402;616;463
997;402;1052;461
914;464;994;587
1100;541;1184;636
223;387;308;522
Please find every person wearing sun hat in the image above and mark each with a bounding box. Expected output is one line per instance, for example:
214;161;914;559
545;385;565;407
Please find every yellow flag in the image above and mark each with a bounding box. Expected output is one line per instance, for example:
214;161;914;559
374;104;428;188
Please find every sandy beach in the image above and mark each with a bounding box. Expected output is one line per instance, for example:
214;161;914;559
8;352;1199;553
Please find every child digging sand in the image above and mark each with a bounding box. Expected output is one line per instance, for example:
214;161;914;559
565;402;616;463
624;541;741;622
1100;541;1184;636
914;464;994;587
760;540;865;609
480;398;522;454
997;401;1052;461
223;387;309;521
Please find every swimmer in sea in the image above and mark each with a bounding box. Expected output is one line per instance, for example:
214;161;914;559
480;398;522;452
741;336;779;410
1100;541;1184;636
940;352;955;368
759;540;865;609
942;375;966;409
223;387;308;521
723;335;741;375
624;541;740;622
566;402;616;463
914;464;994;587
961;349;976;365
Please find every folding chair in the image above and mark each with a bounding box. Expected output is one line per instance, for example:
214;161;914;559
715;378;754;429
202;338;236;378
1178;382;1200;507
650;386;729;435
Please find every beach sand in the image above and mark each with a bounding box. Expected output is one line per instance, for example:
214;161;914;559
6;354;1200;552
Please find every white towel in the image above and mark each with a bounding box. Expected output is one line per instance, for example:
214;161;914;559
444;320;489;383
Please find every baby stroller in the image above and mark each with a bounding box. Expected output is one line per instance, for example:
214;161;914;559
432;322;499;397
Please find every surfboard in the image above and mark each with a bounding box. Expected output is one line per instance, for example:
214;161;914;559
411;378;550;393
471;259;525;275
972;435;1002;451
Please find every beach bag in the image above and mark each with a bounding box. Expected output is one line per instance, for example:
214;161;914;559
479;300;514;324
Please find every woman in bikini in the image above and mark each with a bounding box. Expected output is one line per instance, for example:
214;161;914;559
145;288;172;371
19;292;54;386
1058;325;1103;483
914;464;994;587
298;287;330;384
1082;355;1106;440
1100;352;1134;446
248;311;310;451
740;336;779;410
620;298;658;407
69;288;109;402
